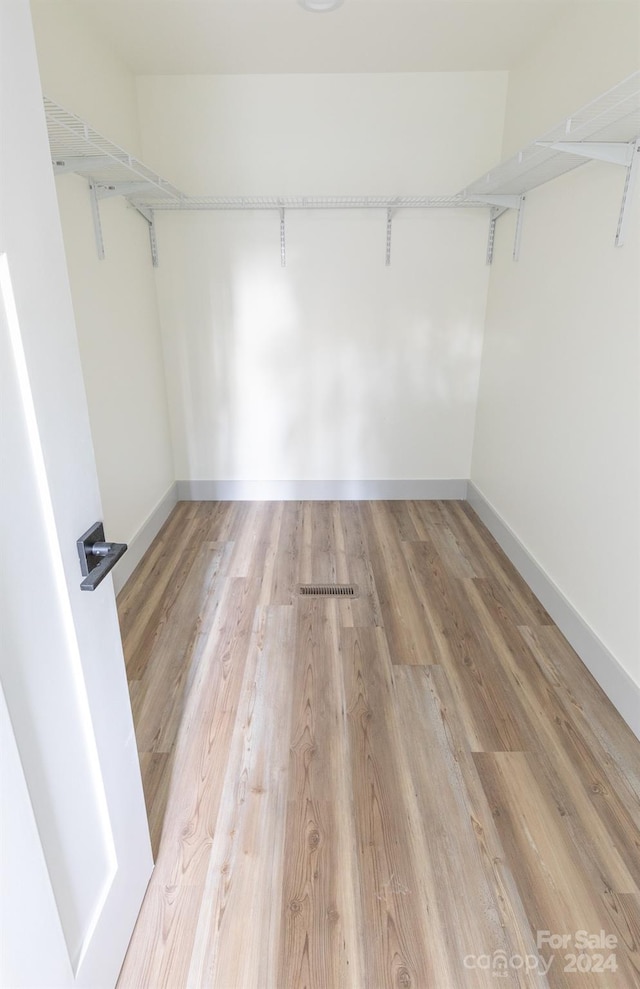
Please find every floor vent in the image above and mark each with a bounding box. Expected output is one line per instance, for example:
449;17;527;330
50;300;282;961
298;584;357;598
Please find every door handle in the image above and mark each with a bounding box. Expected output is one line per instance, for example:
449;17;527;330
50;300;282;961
77;521;127;591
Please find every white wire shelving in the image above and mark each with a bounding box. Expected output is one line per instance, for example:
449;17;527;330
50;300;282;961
44;96;185;264
138;194;480;210
460;72;640;259
462;73;640;199
45;97;183;201
43;71;640;268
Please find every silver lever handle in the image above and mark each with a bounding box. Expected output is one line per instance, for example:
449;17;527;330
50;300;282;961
77;522;127;591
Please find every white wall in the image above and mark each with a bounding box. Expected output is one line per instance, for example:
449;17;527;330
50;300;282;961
471;8;640;693
31;2;175;553
137;72;507;485
30;2;142;154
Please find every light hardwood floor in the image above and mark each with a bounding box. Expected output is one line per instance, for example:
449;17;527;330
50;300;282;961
116;500;640;988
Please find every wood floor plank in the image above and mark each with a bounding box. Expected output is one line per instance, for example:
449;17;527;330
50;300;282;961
117;883;203;988
468;570;550;636
405;498;450;534
456;501;552;625
606;893;640;983
395;665;542;988
225;501;279;578
420;517;480;579
474;751;639;988
384;500;421;542
300;501;337;585
410;665;553;974
402;554;529;750
186;606;295;988
427;501;491;577
271;500;304;605
138;751;172;859
329;503;359;628
337;502;384;628
400;539;494;751
401;537;466;659
131;540;228;754
461;579;640;896
340;627;442;988
519;625;640;802
205;500;252;545
255;501;285;608
151;575;263;887
117;500;194;622
278;598;363;989
364;502;436;665
121;502;214;679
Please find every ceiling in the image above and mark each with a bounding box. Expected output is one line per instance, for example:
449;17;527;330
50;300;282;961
43;0;613;75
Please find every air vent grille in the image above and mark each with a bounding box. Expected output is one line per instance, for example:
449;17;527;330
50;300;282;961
299;584;356;598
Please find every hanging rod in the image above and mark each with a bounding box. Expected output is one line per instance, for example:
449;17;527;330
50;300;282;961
129;194;484;211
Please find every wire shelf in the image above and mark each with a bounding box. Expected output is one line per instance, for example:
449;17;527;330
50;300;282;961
44;98;184;202
133;194;484;211
43;74;640;265
45;74;639;212
461;71;640;198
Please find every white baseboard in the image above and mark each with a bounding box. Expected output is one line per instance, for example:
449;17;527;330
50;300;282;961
176;478;468;501
113;482;178;595
467;481;640;740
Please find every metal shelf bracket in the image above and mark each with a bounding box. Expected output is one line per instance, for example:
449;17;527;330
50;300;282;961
513;195;526;261
486;207;502;265
385;208;393;266
88;180;105;261
133;205;159;267
484;196;525;264
534;138;640;246
616;139;640;246
535;141;635;167
279;207;286;267
87;182;160;265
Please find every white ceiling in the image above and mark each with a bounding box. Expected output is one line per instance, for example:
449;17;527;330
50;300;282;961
49;0;610;75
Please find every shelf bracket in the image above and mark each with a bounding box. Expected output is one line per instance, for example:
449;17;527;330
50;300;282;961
385;208;393;266
537;138;640;247
512;195;526;261
486;207;504;265
385;199;401;266
535;141;636;167
616;139;640;247
279;207;286;267
133;204;159;267
484;195;526;265
88;180;105;261
486;211;496;265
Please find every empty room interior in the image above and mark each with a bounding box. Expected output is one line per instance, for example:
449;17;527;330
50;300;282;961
2;0;640;986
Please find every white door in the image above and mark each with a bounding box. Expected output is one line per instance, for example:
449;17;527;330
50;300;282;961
0;4;153;987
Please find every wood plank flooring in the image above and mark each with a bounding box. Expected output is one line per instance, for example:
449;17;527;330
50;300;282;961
116;500;640;988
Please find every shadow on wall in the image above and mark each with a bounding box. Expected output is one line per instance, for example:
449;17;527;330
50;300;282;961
164;210;487;483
